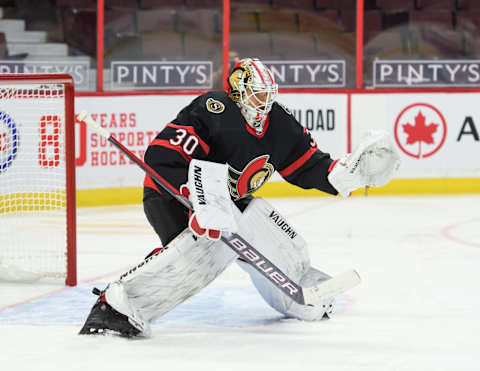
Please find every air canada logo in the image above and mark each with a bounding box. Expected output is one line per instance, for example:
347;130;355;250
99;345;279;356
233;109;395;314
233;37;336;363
0;111;19;173
228;155;274;199
394;103;447;159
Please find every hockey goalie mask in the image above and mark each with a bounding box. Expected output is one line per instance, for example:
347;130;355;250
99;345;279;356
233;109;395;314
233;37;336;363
227;58;278;133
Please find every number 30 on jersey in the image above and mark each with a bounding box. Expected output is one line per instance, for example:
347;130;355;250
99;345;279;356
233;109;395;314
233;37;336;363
169;128;199;155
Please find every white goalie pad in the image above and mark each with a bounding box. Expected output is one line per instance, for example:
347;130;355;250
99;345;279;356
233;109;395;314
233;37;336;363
328;130;401;197
104;197;335;333
188;159;238;232
235;198;334;320
104;228;240;335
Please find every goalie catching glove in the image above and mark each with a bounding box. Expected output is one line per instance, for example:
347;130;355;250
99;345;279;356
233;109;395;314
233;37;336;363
328;130;401;197
181;159;238;240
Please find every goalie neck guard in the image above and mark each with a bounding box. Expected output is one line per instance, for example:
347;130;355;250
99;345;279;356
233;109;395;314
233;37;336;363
227;58;278;134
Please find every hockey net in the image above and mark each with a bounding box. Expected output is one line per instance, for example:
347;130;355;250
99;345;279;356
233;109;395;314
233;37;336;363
0;74;76;286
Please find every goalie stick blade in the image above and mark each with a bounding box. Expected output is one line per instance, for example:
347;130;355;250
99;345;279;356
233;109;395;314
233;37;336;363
301;269;361;306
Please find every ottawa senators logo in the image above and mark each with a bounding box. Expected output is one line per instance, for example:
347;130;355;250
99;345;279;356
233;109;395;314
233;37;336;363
228;155;274;200
227;63;252;102
206;98;225;114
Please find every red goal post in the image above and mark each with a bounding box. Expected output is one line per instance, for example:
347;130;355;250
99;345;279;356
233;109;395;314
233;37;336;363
0;74;76;286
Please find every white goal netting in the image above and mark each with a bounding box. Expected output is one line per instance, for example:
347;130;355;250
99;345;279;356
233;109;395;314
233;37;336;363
0;83;73;282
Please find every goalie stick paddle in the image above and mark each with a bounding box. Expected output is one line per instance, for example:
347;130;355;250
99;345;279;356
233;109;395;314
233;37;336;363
78;111;360;306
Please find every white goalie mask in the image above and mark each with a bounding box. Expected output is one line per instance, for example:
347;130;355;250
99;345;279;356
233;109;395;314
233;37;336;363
227;58;278;133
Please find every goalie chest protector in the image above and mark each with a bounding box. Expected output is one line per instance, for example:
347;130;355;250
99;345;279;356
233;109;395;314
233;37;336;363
144;91;338;200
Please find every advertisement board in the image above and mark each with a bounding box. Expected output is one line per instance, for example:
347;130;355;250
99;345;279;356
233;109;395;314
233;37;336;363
0;60;90;90
351;93;480;178
110;61;213;90
265;61;346;88
279;93;347;158
0;97;66;190
373;60;480;87
75;95;196;189
6;91;477;200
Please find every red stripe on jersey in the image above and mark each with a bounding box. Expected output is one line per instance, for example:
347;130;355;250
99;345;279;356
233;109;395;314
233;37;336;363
143;172;181;198
245;116;270;138
279;146;317;178
328;159;339;172
143;174;162;194
166;123;210;155
150;139;192;162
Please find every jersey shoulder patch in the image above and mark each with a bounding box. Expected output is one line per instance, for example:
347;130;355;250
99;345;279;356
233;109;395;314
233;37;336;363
206;97;225;114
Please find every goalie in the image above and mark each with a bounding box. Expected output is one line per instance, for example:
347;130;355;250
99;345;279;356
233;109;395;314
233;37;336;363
79;58;400;337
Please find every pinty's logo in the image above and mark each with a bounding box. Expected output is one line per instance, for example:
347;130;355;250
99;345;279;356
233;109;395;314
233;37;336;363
394;103;447;159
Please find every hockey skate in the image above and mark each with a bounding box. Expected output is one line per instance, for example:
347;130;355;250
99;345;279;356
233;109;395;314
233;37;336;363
79;288;141;337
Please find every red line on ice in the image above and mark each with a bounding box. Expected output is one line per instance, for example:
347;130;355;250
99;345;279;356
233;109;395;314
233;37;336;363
441;218;480;249
0;265;132;312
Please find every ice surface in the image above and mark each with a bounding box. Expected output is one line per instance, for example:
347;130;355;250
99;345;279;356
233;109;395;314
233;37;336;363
1;195;480;371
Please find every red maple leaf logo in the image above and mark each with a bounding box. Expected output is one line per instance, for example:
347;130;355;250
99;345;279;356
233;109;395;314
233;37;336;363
402;110;438;145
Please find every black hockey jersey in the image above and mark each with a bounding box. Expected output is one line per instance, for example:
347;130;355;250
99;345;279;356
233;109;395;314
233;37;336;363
143;91;338;202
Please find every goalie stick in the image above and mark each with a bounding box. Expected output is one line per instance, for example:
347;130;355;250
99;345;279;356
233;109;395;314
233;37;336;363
78;111;360;306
